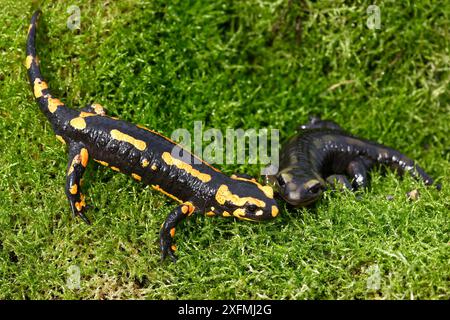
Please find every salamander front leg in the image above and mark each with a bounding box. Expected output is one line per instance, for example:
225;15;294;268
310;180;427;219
326;174;353;191
160;202;195;262
65;143;91;224
347;158;371;190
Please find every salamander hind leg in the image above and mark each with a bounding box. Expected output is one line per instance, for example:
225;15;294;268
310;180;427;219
81;103;107;116
160;202;195;262
65;143;91;224
401;161;439;189
378;149;440;190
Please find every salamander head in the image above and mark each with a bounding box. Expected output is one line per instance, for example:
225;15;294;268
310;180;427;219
212;175;279;221
275;169;325;207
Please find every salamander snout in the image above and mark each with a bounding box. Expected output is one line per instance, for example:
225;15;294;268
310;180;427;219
234;198;279;221
276;171;324;207
218;178;279;221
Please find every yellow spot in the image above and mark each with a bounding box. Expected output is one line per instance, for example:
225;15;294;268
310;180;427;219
92;103;106;115
170;228;175;238
25;55;33;69
70;117;86;130
80;148;89;167
151;164;157;171
231;174;255;182
94;159;109;166
55;135;66;145
162;152;211;183
110;166;120;172
271;205;279;218
79;111;96;118
184;202;195;216
27;24;32;35
152;185;183;203
33;78;48;98
132;173;142;181
233;208;246;218
206;211;215;217
141;159;149;168
110;129;147;151
222;211;231;217
75;194;86;211
258;185;274;199
171;245;177;252
68;154;81;175
141;158;150;168
47;97;63;113
215;184;266;208
231;175;274;199
180;202;195;216
70;184;78;195
75;202;82;211
231;210;255;221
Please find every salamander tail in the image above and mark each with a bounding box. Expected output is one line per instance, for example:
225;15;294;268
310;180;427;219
26;10;67;116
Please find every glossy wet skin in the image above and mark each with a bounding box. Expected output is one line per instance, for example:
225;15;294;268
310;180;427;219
25;10;279;262
267;116;439;208
209;175;279;221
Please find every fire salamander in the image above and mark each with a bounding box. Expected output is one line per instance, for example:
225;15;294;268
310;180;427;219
26;11;278;261
265;116;440;207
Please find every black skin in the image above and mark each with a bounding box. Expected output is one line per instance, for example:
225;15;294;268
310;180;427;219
26;11;278;262
266;116;440;207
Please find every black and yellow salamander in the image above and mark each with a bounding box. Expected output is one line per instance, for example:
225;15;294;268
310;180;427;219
265;116;440;207
26;11;278;261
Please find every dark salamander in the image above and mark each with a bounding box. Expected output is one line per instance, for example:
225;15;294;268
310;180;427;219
266;116;440;207
26;11;278;261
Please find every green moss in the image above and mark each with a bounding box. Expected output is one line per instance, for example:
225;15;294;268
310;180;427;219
0;0;448;299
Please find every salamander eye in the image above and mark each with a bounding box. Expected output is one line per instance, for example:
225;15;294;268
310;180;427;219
307;182;322;194
246;204;258;212
277;176;286;187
